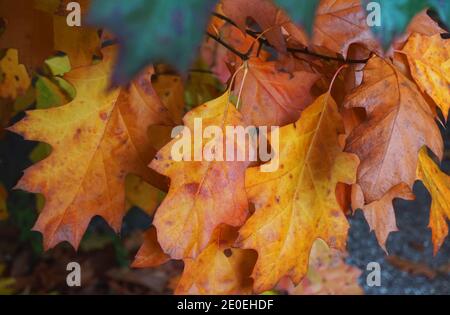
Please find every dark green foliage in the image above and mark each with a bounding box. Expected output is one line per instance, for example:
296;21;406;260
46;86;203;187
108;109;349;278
88;0;218;85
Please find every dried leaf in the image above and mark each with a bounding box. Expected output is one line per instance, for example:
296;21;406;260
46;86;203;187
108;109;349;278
239;92;359;293
9;46;170;249
417;147;450;254
150;91;251;259
402;33;450;120
344;56;443;249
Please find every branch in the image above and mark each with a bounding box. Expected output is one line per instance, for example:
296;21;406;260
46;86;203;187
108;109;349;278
213;12;369;64
206;32;249;61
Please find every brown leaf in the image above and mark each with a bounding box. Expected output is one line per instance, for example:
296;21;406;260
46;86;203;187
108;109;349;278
312;0;380;58
345;56;443;249
132;227;170;268
234;58;319;126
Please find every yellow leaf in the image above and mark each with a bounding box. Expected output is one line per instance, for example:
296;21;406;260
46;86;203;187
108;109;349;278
417;147;450;254
125;174;163;216
278;239;363;295
239;93;359;293
53;14;100;68
0;49;31;99
9;46;170;250
150;92;251;259
175;226;256;295
403;33;450;120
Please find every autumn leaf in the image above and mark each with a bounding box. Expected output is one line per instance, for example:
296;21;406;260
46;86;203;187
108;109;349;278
273;0;319;36
234;58;320;126
312;0;380;58
416;146;450;254
175;226;256;295
0;49;31;99
344;56;443;249
52;0;100;68
132;226;170;268
351;182;415;251
277;239;363;295
361;0;431;49
391;9;446;51
221;0;309;52
150;91;251;259
402;33;450;120
9;46;171;249
0;0;54;70
238;92;359;293
125;175;163;216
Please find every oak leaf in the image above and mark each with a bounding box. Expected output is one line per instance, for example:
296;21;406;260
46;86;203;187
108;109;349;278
125;175;163;216
313;0;380;58
402;33;450;120
234;58;320;126
416;147;450;254
9;46;171;249
277;239;363;295
391;9;446;52
0;0;54;70
221;0;308;52
344;56;443;248
132;226;170;268
351;183;415;250
238;92;359;293
150;91;251;259
175;226;256;295
0;49;31;99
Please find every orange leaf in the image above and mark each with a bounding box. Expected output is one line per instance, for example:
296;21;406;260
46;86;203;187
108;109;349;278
0;0;54;70
239;92;359;293
0;49;31;99
132;226;170;268
417;147;450;254
234;58;319;126
402;33;450;120
150;91;251;259
175;226;256;295
312;0;380;58
9;46;170;250
278;239;363;295
221;0;308;52
391;9;446;52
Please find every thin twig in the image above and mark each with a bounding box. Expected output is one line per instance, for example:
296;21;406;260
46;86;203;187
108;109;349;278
212;12;238;28
206;32;249;61
213;12;370;64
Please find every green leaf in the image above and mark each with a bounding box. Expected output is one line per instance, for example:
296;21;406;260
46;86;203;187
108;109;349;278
35;75;72;109
88;0;218;85
362;0;429;49
429;0;450;26
274;0;319;35
44;54;71;76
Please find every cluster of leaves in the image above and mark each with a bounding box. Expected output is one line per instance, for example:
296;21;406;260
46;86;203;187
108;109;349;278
0;0;449;294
